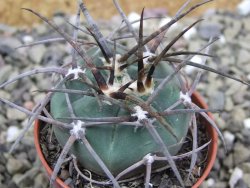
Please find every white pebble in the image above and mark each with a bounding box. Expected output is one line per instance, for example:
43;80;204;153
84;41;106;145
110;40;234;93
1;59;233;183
22;35;34;44
69;15;78;25
128;12;141;28
159;16;178;29
237;0;250;16
219;35;226;44
6;126;21;143
247;74;250;81
183;27;197;40
223;131;235;144
243;118;250;129
229;167;243;188
185;55;203;74
206;178;215;187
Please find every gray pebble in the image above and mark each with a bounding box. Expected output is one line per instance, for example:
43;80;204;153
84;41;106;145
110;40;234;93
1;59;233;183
233;142;250;165
243;174;250;187
198;22;222;40
208;91;225;109
34;173;48;188
0;65;13;83
7;158;31;174
28;45;46;64
6;108;26;121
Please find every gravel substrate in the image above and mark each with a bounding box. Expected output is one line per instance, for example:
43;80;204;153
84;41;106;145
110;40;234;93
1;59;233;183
0;4;250;188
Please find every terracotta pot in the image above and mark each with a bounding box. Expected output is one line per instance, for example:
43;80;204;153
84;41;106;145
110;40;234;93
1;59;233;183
34;92;218;188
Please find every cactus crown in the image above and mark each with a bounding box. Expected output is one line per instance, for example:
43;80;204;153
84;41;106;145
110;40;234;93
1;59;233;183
0;0;250;187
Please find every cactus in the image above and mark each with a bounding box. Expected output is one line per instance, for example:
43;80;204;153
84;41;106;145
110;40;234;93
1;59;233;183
51;42;191;176
0;0;250;187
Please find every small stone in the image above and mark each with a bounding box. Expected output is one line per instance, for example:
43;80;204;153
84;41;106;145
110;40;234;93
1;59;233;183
224;97;234;111
223;153;234;169
159;16;178;30
214;182;228;188
12;173;22;185
22;35;34;44
224;20;242;40
241;162;250;173
0;164;5;173
232;90;246;104
231;108;246;127
223;131;235;150
28;45;46;64
33;93;46;104
23;101;35;111
243;174;250;187
0;36;22;49
12;173;33;187
128;12;141;28
6;158;31;174
237;0;250;16
183;27;197;40
6;126;21;143
243;18;250;31
233;142;250;165
0;24;17;34
243;118;250;129
34;24;48;35
52;15;65;26
198;22;222;40
219;168;229;180
0;65;12;83
208;91;225;109
237;49;250;65
185;55;203;74
229;167;243;188
236;179;248;188
34;173;48;188
0;114;7;126
6;108;26;120
206;178;215;187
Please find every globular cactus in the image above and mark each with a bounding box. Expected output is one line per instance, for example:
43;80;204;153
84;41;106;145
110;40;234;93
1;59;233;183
51;42;191;176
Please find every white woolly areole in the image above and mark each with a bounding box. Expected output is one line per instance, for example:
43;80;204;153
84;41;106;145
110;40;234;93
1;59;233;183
70;120;85;139
132;106;148;121
180;92;192;105
143;51;155;64
143;153;155;164
66;66;86;80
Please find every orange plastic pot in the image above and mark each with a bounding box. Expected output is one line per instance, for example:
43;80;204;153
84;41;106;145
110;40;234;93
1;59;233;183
34;92;218;188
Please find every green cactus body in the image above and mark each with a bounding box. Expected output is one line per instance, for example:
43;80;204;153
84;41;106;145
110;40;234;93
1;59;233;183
51;45;191;176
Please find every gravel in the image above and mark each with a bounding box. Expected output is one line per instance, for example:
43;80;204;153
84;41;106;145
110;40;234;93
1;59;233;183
0;2;250;188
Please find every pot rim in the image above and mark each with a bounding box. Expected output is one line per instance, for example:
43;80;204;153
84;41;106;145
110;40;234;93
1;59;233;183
34;91;218;188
